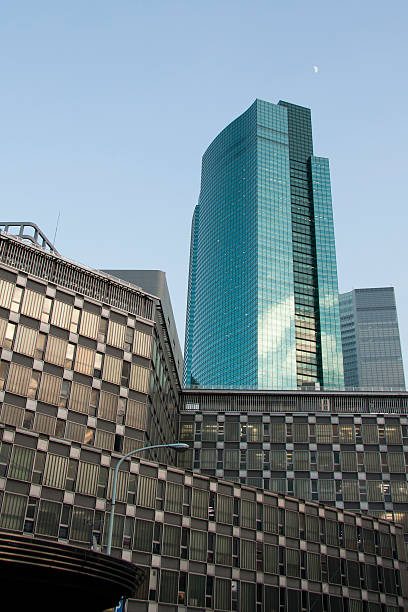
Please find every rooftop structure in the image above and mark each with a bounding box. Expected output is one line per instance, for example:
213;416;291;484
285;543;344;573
0;221;58;253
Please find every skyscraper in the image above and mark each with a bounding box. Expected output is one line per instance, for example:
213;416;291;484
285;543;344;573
184;99;344;390
340;287;406;390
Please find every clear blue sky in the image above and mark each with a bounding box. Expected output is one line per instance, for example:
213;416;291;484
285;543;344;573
1;1;408;382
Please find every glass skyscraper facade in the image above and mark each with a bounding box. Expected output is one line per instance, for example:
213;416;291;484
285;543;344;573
184;99;344;390
340;287;405;390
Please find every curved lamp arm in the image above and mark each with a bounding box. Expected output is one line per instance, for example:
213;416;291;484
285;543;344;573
106;443;189;554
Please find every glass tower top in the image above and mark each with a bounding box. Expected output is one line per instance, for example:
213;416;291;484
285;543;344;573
184;99;344;390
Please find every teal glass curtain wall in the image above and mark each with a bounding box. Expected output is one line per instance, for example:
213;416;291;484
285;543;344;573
256;101;296;388
184;99;344;390
186;102;259;388
311;157;344;389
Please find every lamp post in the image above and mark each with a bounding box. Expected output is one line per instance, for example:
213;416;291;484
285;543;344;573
106;442;189;555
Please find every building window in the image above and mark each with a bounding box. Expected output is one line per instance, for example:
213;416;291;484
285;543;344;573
186;529;205;562
0;361;9;390
215;578;231;611
36;500;61;537
133;520;153;552
165;482;183;514
0;492;27;530
136;476;157;508
191;488;209;519
3;322;16;350
216;495;233;524
188;574;206;608
159;570;178;604
216;534;232;565
8;446;35;481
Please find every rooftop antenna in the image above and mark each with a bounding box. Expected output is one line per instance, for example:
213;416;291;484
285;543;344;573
53;211;61;247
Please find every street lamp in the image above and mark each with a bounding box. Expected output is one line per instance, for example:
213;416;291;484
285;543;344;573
106;442;190;554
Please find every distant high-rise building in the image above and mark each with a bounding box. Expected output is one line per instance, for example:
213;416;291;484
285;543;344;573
184;99;344;390
340;287;405;390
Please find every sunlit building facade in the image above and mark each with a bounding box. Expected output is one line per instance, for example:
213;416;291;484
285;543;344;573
184;99;344;390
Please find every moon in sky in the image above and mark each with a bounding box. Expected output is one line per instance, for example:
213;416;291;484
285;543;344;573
313;65;319;73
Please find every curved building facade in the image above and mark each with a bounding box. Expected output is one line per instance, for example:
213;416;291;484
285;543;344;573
184;99;344;390
0;226;408;612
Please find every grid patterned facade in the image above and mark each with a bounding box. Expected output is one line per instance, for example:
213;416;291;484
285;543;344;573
180;390;408;543
0;232;180;466
0;231;408;610
184;99;344;390
0;428;406;612
340;288;405;390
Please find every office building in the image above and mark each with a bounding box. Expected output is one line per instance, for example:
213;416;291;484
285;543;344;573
184;99;344;391
340;288;405;390
0;228;408;610
1;433;406;611
180;389;408;539
0;228;181;465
